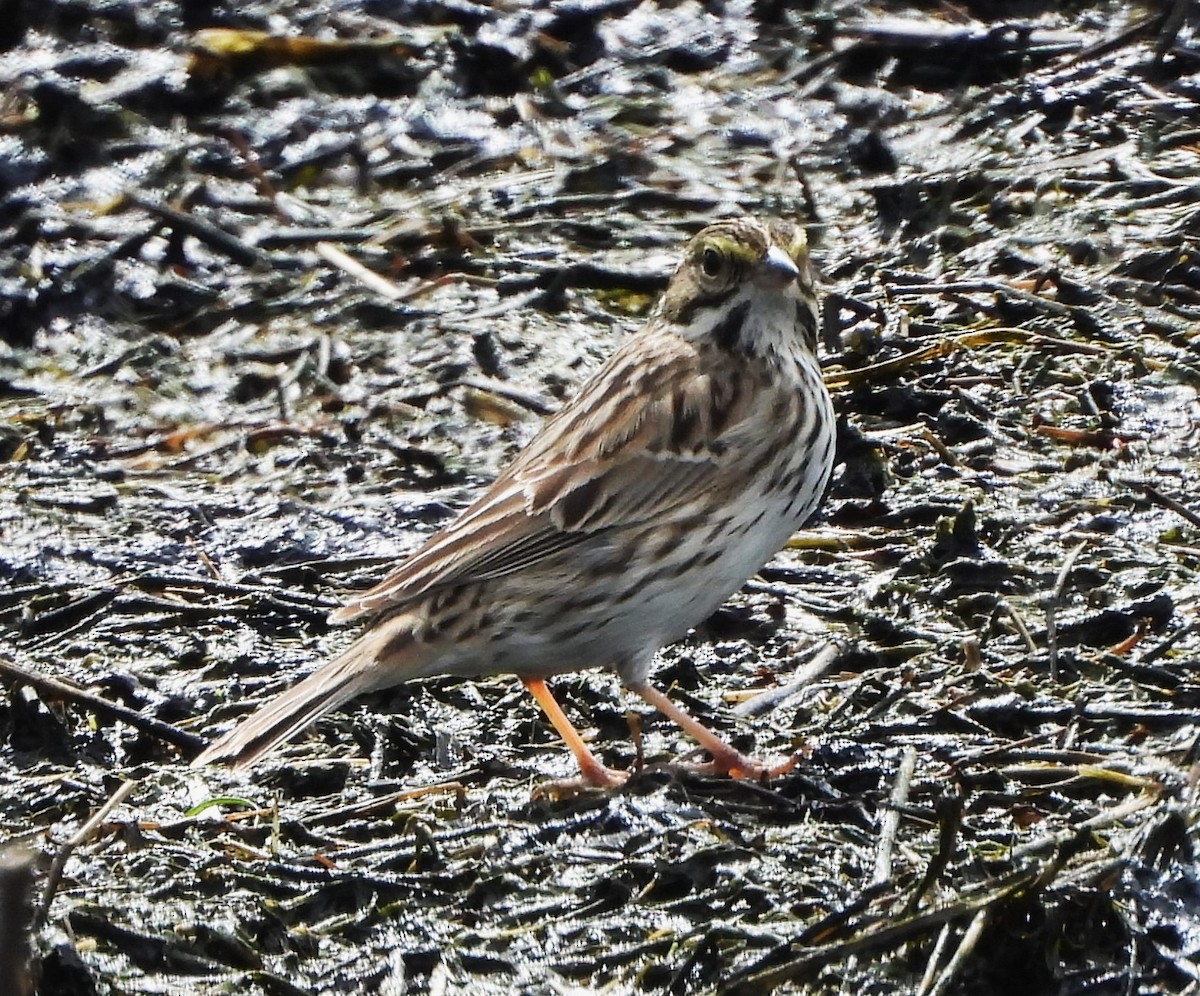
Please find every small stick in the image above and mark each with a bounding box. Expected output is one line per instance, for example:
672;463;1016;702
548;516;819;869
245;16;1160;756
888;278;1075;317
1155;0;1190;61
1008;788;1159;863
0;657;204;753
441;376;557;417
316;242;452;302
1136;482;1200;530
921;427;960;467
726;868;1037;993
926;909;990;996
129;194;265;267
1001;599;1038;653
873;746;917;886
1141;620;1195;664
916;923;953;996
735;643;843;717
905;792;966;916
1047;541;1088;681
35;779;139;928
823;328;1114;390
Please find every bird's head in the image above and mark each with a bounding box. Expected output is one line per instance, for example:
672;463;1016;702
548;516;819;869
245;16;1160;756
657;217;819;360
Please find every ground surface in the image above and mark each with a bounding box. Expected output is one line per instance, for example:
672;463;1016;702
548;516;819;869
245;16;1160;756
3;1;1200;993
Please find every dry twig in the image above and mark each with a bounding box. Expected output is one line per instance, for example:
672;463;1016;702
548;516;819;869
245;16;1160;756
0;657;204;753
35;780;139;928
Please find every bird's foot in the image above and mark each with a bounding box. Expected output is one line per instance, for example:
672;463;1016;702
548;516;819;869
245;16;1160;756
531;759;629;800
625;682;799;783
521;676;631;799
659;746;799;782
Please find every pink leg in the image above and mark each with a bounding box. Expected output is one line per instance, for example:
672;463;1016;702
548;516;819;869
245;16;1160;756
629;682;796;781
521;677;627;790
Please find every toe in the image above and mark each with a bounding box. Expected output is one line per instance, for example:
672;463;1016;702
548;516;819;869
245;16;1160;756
531;764;629;801
680;748;798;782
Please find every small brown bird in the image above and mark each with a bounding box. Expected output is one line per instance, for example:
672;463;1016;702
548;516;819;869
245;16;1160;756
194;217;836;788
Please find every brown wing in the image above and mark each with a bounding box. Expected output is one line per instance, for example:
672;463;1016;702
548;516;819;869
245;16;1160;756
332;330;755;622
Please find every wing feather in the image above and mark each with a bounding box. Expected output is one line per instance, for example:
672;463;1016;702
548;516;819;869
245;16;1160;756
333;330;758;623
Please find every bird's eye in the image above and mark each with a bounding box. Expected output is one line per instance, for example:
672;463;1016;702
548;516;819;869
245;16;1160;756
700;246;724;278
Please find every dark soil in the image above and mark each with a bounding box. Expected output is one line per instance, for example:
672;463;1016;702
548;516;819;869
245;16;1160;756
3;1;1200;993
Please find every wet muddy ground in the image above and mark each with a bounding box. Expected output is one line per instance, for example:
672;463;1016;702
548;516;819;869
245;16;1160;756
3;1;1200;993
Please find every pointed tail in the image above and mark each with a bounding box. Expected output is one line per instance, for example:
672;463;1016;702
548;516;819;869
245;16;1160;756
193;612;420;769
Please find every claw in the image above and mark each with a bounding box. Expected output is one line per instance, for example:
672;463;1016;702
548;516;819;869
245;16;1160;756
681;749;799;781
531;763;629;801
628;681;799;784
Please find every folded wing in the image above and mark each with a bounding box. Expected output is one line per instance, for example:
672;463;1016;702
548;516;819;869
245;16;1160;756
333;333;755;622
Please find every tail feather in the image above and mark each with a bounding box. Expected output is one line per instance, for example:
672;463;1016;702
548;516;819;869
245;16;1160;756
193;614;419;769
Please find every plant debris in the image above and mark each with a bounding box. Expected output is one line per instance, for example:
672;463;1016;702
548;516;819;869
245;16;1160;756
3;1;1200;993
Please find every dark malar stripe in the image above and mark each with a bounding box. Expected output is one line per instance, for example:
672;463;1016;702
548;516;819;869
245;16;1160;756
711;301;752;353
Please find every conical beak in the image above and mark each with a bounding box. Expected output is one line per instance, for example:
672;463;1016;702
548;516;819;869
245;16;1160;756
753;244;800;289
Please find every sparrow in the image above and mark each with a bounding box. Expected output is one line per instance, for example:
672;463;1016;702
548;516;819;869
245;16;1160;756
194;217;836;789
